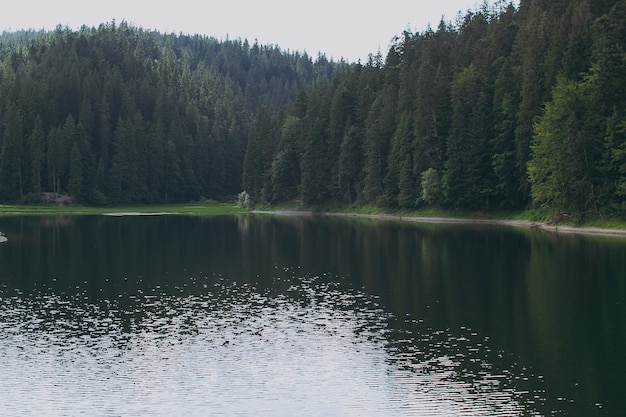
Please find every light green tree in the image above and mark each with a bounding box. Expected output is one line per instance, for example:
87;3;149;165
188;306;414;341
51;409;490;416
528;76;601;214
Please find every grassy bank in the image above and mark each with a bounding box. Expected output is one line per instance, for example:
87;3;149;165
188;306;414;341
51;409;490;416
2;200;626;231
0;202;247;216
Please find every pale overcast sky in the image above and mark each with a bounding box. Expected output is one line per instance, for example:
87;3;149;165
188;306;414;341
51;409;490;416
0;0;516;62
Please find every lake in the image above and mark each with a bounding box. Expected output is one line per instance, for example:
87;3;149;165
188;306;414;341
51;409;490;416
0;214;624;416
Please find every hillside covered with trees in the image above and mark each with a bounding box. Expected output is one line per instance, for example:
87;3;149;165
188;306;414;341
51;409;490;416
0;21;339;204
1;0;625;219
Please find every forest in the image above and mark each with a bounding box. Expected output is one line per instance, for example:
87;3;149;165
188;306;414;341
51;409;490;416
0;21;340;205
1;0;625;219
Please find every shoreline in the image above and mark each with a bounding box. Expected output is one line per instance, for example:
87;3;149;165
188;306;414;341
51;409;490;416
252;210;626;238
0;205;624;239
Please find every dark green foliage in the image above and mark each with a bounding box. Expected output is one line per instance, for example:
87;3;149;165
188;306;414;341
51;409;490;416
68;140;83;198
338;125;363;203
2;1;625;218
242;106;279;203
528;0;626;217
300;115;331;205
444;64;496;209
29;115;45;195
268;116;303;202
363;85;396;205
270;0;623;216
528;77;600;213
0;22;335;204
271;147;300;202
0;103;24;201
385;114;415;208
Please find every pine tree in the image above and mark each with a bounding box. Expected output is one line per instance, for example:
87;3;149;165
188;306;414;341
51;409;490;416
242;106;278;203
29;115;45;197
270;116;302;202
67;140;83;198
300;115;329;205
363;82;396;204
338;125;363;203
385;113;415;208
413;24;454;189
444;64;496;209
528;76;602;214
0;103;24;201
299;82;332;205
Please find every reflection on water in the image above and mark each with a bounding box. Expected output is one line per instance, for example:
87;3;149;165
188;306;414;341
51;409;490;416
0;214;624;416
1;273;530;416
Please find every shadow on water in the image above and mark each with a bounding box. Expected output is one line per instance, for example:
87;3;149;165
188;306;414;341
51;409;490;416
0;214;624;416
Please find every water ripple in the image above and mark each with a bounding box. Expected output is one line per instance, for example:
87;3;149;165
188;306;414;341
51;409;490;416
0;274;538;416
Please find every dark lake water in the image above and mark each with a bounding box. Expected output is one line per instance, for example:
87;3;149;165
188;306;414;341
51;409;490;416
0;214;624;416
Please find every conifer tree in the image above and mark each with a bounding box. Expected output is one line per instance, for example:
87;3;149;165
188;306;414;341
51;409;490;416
528;77;601;214
338;125;363;203
68;140;83;198
29;115;45;197
0;103;24;200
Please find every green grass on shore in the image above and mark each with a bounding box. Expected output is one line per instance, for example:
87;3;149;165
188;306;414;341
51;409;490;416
0;202;247;216
2;201;626;230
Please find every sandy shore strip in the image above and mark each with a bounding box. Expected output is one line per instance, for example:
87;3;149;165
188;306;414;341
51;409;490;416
252;210;626;238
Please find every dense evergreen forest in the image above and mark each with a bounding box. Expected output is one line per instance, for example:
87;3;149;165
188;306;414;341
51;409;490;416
0;21;340;204
1;0;626;219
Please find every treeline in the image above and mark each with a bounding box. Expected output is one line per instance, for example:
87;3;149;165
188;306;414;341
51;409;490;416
0;21;339;204
2;1;625;218
243;0;626;218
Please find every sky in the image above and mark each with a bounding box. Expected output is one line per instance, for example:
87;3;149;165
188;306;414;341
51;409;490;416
0;0;508;63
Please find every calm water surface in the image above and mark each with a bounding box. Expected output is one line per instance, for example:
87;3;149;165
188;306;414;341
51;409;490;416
0;214;624;416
